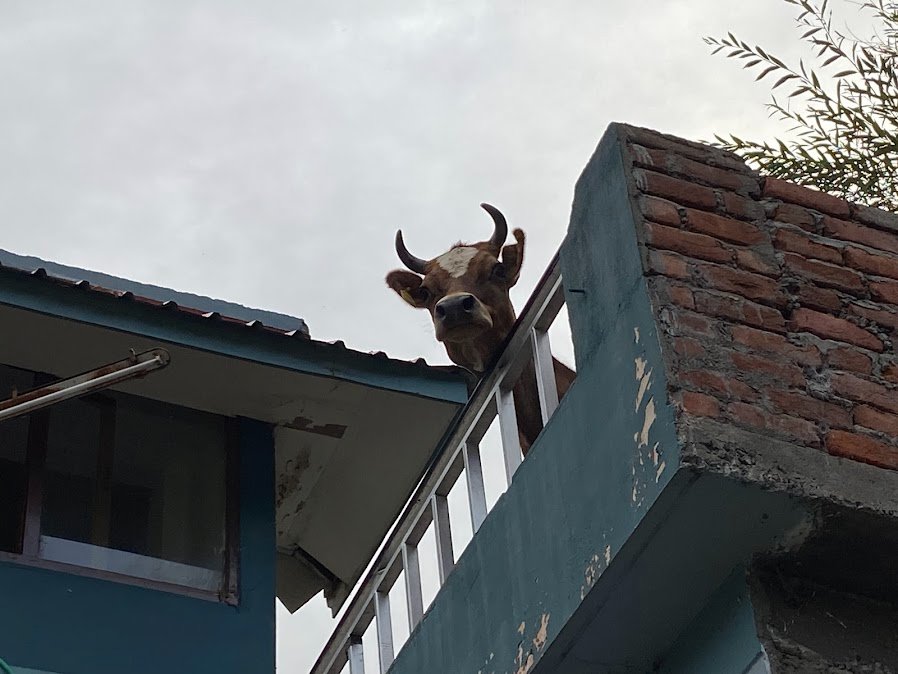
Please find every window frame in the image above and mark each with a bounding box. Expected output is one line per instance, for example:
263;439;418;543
0;377;240;605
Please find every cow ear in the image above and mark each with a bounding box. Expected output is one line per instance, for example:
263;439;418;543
499;228;525;288
386;270;430;308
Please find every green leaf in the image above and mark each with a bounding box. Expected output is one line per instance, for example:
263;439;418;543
772;74;797;89
756;64;779;80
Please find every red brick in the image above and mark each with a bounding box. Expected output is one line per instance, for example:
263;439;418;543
735;249;780;276
827;347;873;375
794;284;843;313
773;228;842;263
763;177;851;217
830;372;898;414
772;203;817;231
728;401;820;446
770;414;822;446
681;391;721;418
731;325;822;366
640;195;681;227
644;222;733;264
685;209;765;245
647;250;691;279
822;216;898;255
789;308;884;352
852;203;898;232
826;430;898;470
870;279;898;306
635;170;718;210
727;401;766;428
694;291;786;332
723;192;766;221
782;252;866;293
673;336;704;359
844;246;898;281
882;362;898;384
697;264;786;305
624;129;752;173
767;390;852;428
680;369;758;401
855;405;898;438
730;352;806;388
631;146;760;195
675;311;715;337
849;303;898;331
668;285;695;309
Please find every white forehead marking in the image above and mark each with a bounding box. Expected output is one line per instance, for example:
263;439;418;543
434;246;479;278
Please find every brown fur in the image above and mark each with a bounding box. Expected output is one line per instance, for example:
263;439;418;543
387;224;574;455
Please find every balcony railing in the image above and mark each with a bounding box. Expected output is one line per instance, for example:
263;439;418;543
311;252;570;674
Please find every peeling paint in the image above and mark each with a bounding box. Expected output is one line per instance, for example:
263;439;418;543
514;645;534;674
636;397;656;448
634;355;647;380
634;326;640;343
511;613;551;674
580;545;610;599
283;416;347;439
634;355;653;412
656;460;666;482
532;613;550;651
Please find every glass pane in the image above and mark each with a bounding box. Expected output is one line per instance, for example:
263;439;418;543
0;363;35;553
42;397;103;545
40;389;228;587
110;394;226;571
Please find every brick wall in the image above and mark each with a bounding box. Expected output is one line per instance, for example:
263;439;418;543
619;126;898;471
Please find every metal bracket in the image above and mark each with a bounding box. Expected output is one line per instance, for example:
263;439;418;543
0;348;171;423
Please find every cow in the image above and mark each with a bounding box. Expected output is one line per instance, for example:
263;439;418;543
385;203;575;456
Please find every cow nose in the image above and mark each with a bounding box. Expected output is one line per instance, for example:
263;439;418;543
435;294;477;323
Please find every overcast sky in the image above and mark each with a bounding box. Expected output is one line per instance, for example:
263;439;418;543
0;0;867;670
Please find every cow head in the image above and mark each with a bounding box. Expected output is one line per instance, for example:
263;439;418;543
386;203;525;374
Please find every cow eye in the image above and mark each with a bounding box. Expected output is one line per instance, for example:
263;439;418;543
418;286;432;303
491;263;506;281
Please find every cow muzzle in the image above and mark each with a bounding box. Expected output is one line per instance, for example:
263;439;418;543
433;293;493;342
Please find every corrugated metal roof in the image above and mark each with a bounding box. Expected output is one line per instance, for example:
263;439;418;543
0;248;462;376
0;248;310;336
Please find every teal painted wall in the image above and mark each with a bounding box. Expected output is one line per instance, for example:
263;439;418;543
659;571;765;674
0;418;275;674
386;126;680;673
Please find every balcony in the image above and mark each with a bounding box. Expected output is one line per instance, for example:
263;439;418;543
308;124;898;674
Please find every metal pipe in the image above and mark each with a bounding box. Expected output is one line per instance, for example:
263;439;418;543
0;349;170;422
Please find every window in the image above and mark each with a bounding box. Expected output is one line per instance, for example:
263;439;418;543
0;364;34;554
0;363;237;601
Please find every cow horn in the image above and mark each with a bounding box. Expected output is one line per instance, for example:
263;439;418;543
481;203;508;250
395;230;428;274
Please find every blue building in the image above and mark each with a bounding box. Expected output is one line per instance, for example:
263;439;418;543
0;249;468;673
